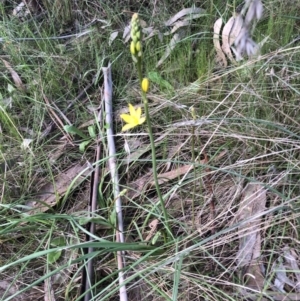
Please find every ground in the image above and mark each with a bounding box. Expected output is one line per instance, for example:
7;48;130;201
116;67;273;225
0;0;300;300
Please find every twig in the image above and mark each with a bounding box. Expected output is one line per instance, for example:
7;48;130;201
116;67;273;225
83;111;102;301
102;63;128;301
42;93;73;145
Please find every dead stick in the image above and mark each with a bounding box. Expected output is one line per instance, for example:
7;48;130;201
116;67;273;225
102;63;128;301
83;138;102;301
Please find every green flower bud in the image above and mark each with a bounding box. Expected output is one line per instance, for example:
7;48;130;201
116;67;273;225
130;41;136;55
132;54;138;63
135;41;141;52
132;35;138;43
130;31;135;40
131;13;138;23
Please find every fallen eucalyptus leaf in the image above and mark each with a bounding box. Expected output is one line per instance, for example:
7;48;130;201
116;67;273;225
222;16;236;60
156;30;185;68
165;7;205;26
2;59;26;91
213;18;227;67
109;31;118;45
229;15;244;47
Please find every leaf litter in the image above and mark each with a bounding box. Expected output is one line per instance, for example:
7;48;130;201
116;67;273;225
235;183;267;294
25;163;93;215
2;2;299;300
213;1;263;65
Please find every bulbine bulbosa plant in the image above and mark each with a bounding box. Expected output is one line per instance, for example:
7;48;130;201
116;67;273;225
120;13;171;240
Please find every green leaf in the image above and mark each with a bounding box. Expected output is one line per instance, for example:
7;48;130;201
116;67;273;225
109;207;116;226
151;231;162;245
47;250;62;263
47;236;66;264
50;237;66;247
148;71;174;91
88;125;97;138
7;83;15;93
63;125;89;139
79;140;91;152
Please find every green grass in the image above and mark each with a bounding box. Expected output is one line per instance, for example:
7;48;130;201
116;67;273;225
1;0;300;300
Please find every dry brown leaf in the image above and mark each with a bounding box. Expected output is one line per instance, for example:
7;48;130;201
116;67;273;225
44;278;56;301
228;15;244;47
153;164;194;186
157;7;206;66
270;246;300;293
26;163;92;215
170;20;190;34
1;59;26;91
0;281;22;300
123;8;205;44
144;219;159;242
283;246;300;287
109;31;118;45
126;165;193;200
213;18;227;67
244;234;265;291
126;150;228;205
236;183;266;267
13;2;29;18
236;183;266;292
143;26;159;41
165;7;205;26
272;258;295;292
221;16;235;61
156;31;185;68
122;24;131;43
169;11;206;34
48;143;67;164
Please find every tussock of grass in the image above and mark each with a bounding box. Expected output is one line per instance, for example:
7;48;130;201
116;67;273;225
1;0;300;300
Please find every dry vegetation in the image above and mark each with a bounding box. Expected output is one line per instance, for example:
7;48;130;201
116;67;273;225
0;0;300;300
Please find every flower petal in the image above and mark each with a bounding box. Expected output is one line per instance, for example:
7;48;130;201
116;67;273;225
122;123;136;132
120;113;133;124
128;103;136;117
135;106;142;119
138;116;146;125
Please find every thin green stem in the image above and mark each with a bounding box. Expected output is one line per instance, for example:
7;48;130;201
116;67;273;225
191;125;196;228
142;93;171;237
136;63;171;240
136;59;143;83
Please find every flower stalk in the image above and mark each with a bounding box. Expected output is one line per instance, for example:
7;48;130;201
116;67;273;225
129;13;171;240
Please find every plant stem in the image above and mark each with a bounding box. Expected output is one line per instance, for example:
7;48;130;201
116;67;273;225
191;125;196;228
136;64;171;239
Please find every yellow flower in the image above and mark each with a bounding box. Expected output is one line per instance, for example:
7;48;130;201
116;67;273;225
120;103;146;132
131;13;138;22
141;78;150;93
